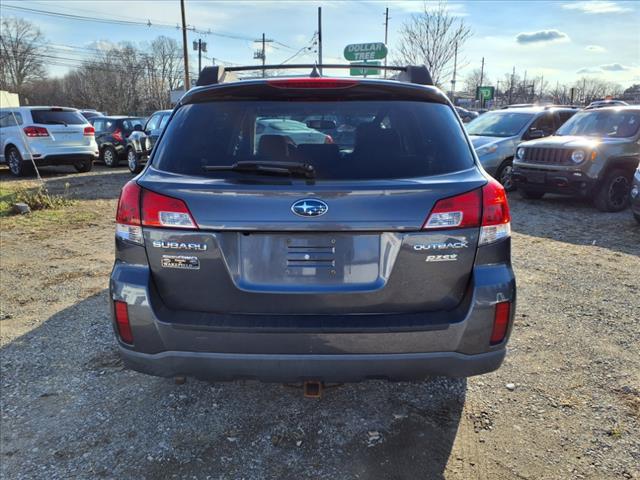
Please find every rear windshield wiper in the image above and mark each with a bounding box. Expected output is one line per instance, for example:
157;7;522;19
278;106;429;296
203;161;316;179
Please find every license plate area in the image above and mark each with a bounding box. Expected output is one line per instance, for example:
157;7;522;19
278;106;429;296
237;233;382;291
527;171;546;184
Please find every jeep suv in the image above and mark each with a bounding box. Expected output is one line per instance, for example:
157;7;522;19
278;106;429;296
513;106;640;211
110;65;516;383
466;106;577;190
125;110;172;173
91;116;145;167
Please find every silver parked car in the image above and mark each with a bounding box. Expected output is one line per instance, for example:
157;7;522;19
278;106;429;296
466;106;578;190
110;65;516;383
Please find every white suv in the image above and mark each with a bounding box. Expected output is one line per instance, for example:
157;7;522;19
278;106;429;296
0;107;99;176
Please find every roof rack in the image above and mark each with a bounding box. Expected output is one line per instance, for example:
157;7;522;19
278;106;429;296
195;64;433;87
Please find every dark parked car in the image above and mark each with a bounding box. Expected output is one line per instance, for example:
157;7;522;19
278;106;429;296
455;106;479;123
91;116;145;167
631;165;640;223
111;65;515;384
80;109;104;120
513;106;640;211
585;100;629;110
125;110;172;173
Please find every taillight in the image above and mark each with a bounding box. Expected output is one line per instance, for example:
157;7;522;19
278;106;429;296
141;189;197;229
479;178;511;246
490;301;511;344
423;189;481;230
267;78;359;89
113;128;123;142
115;180;143;244
23;126;49;137
84;125;95;136
114;300;133;344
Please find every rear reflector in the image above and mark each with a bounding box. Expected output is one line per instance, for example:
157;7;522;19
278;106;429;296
141;189;198;229
114;301;133;344
423;189;481;230
23;126;49;137
84;125;95;136
267;78;359;89
491;301;511;345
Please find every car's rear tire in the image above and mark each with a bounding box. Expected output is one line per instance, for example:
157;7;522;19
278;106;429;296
496;159;516;192
74;158;93;173
102;146;118;168
126;147;143;174
593;168;631;212
519;189;545;200
6;147;33;177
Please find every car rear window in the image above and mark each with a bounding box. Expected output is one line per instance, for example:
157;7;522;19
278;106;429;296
153;101;474;180
30;109;86;125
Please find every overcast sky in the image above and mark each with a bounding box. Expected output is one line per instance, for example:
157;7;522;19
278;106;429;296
4;0;640;88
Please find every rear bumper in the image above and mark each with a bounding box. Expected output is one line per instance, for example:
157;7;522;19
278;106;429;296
30;153;97;166
512;165;596;195
110;247;516;381
119;348;506;382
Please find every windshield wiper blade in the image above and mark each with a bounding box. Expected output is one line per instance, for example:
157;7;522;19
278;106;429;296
204;161;316;179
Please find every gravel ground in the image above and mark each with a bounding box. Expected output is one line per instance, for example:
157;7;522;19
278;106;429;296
1;165;639;479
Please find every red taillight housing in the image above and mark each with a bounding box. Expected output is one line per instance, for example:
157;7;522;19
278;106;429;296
112;128;123;142
423;189;481;230
114;300;133;344
479;178;511;245
23;126;49;137
141;189;198;229
115;181;197;243
84;125;95;136
267;78;359;89
422;179;511;245
490;301;511;344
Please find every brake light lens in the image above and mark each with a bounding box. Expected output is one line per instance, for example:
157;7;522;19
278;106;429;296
490;301;511;344
84;125;95;136
267;78;359;89
141;189;197;229
479;178;511;246
115;180;143;244
423;189;481;230
23;126;49;137
112;128;123;142
114;300;133;344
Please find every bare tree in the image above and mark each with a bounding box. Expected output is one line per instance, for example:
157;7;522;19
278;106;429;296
0;17;47;93
394;1;472;86
463;68;490;96
574;77;623;104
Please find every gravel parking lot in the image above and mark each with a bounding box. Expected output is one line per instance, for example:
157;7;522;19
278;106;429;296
1;165;639;479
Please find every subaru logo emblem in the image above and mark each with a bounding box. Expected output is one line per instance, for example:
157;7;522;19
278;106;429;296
291;199;328;217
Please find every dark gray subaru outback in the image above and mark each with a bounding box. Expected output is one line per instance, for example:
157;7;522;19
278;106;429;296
111;65;515;383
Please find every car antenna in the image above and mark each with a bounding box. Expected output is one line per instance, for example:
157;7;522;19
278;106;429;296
310;64;321;78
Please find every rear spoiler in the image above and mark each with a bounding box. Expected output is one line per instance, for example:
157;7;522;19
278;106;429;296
195;64;434;87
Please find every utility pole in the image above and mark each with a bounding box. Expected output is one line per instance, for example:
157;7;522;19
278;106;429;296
383;7;389;78
508;66;515;105
193;39;207;75
449;41;458;101
317;7;323;73
479;57;485;108
253;33;273;77
539;74;544;99
180;0;190;91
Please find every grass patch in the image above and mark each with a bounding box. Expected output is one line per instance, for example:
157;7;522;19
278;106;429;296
0;183;73;216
